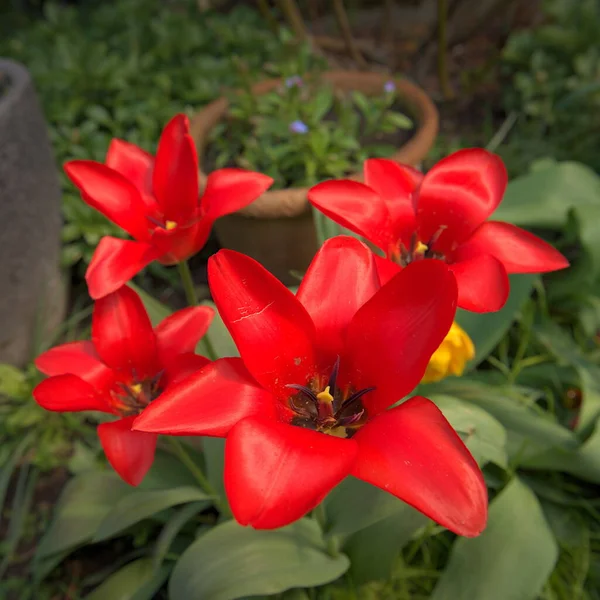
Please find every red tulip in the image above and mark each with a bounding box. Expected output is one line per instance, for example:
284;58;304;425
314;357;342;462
65;114;273;299
308;149;569;312
33;286;213;486
133;236;488;536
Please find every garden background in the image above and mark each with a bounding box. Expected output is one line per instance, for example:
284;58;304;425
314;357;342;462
1;0;600;598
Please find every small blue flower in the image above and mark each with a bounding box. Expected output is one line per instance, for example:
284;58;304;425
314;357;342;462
285;75;304;88
289;120;309;134
384;80;396;93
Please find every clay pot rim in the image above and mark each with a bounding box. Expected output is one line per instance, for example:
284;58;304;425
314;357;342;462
190;70;439;219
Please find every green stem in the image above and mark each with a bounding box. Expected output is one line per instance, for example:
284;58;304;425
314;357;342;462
177;260;199;306
177;260;218;361
168;437;231;518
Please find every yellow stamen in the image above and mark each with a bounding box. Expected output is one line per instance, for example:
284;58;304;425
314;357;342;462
165;220;177;230
130;383;143;396
415;241;428;254
316;385;334;404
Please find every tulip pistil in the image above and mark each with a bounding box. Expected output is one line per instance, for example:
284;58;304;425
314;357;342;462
111;372;164;416
395;227;447;267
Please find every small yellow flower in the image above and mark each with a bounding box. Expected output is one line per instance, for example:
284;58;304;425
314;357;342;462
421;321;475;384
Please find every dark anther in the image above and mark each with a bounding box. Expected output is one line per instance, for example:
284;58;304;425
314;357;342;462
327;356;340;399
334;387;375;420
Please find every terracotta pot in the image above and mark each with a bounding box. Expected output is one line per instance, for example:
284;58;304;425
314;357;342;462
190;70;438;284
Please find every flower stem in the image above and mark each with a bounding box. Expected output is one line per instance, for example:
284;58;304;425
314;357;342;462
177;260;199;306
167;437;231;518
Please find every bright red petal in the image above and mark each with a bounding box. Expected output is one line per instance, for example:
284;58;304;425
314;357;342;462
308;179;394;251
208;250;317;395
154;306;214;365
86;237;162;299
346;259;457;415
200;169;274;221
64;160;151;241
373;252;402;286
448;254;509;313
225;417;357;529
92;286;159;379
416;149;507;252
297;237;380;364
33;374;112;413
458;221;569;274
364;158;419;240
352;396;488;537
98;416;157;486
152;114;198;223
35;341;115;391
133;358;276;436
105;139;158;211
161;353;211;388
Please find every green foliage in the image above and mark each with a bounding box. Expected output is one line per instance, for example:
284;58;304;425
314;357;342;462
499;0;600;175
0;0;287;269
209;59;412;190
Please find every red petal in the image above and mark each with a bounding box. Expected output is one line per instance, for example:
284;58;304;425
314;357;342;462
105;139;158;211
154;306;215;364
364;158;419;240
208;250;317;395
152;114;199;223
352;396;488;537
161;353;211;388
133;358;276;436
33;374;112;413
200;169;274;221
35;341;115;391
416;149;507;252
225;417;357;529
458;221;569;274
64;160;151;241
373;252;402;286
92;286;159;379
98;416;157;486
86;237;161;299
346;259;457;415
297;237;380;364
308;179;394;251
448;254;509;313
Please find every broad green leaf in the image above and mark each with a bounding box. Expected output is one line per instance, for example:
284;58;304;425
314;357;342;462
93;486;209;541
168;519;349;600
197;300;238;358
138;449;199;491
456;274;537;366
431;395;508;467
129;283;172;325
0;364;28;397
84;559;170;600
343;504;428;585
36;471;131;560
325;477;410;537
431;477;558;600
201;437;228;508
520;422;600;483
534;320;600;433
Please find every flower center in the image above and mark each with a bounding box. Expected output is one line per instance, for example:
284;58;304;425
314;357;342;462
146;215;178;231
286;357;373;438
393;228;447;267
110;373;164;417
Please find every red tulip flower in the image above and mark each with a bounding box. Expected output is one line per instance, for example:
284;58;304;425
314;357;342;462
33;286;213;486
308;149;569;312
65;114;273;299
134;236;487;535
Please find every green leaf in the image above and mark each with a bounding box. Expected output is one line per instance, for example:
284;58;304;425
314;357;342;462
325;477;411;537
384;111;413;129
431;395;508;467
138;449;200;491
85;559;170;600
36;471;131;560
0;364;28;397
343;504;428;585
168;519;349;600
129;283;172;325
311;87;334;122
430;477;558;600
93;486;209;542
456;274;537;367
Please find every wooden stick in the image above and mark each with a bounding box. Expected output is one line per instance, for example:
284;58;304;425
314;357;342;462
332;0;367;68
